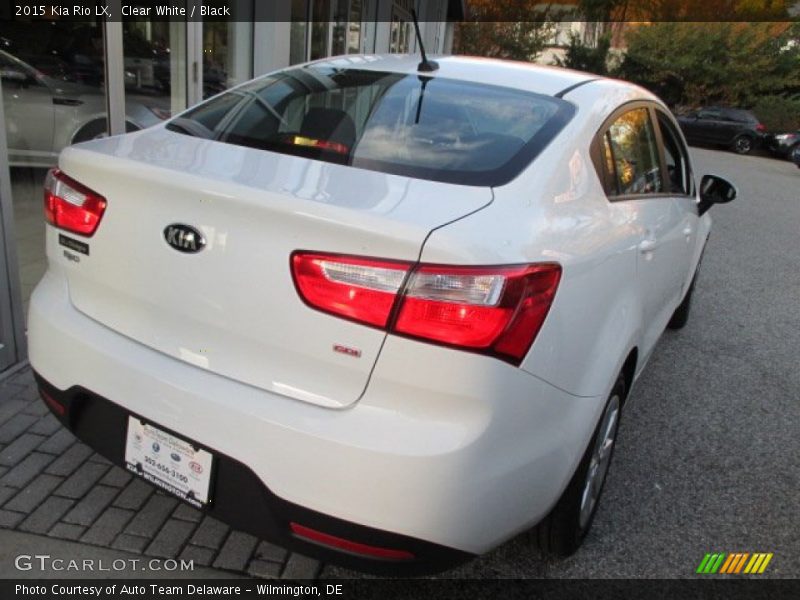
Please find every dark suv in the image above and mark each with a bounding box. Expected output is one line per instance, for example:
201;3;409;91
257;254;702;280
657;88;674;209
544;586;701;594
677;107;766;154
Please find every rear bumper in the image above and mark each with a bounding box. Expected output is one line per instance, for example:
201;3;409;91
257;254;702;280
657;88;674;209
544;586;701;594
764;137;796;157
28;267;605;573
34;374;469;575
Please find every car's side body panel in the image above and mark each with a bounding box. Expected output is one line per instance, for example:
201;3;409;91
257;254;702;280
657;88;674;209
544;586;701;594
418;79;706;398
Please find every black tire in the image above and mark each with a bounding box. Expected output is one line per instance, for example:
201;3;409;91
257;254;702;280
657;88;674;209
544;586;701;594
72;119;139;144
667;273;697;330
732;134;754;155
533;376;625;557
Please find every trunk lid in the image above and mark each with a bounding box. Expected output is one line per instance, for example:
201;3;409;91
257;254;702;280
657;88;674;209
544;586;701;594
55;129;492;408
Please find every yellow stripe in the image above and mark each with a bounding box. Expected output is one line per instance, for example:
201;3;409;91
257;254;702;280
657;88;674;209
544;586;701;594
744;554;760;574
734;553;750;573
758;553;773;574
750;554;766;573
720;554;736;574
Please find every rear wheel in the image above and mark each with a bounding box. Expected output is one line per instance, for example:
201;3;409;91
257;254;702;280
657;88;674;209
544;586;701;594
668;269;699;330
534;376;624;557
732;134;754;155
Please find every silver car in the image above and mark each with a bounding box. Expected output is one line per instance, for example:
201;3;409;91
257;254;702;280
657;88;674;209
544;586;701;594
0;49;168;167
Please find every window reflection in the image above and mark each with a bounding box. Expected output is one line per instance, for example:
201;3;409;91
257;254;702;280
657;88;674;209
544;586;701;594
606;108;664;195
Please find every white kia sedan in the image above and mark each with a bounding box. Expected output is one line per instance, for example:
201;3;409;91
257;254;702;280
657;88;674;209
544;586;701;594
28;55;735;574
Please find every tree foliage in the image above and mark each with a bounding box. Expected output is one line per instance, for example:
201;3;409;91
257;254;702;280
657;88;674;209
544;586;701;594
554;32;612;75
454;0;556;62
580;0;792;20
617;22;800;107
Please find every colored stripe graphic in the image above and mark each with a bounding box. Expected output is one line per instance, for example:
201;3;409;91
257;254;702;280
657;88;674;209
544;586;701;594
696;553;712;574
700;552;773;575
720;553;750;574
719;554;736;574
744;553;774;574
734;553;750;574
697;553;727;574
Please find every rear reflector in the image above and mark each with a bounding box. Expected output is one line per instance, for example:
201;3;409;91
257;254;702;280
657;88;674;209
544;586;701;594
40;390;65;416
290;522;415;561
291;252;561;365
44;168;107;237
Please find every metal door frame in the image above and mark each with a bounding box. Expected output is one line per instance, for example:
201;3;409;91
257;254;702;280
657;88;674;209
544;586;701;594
0;77;27;374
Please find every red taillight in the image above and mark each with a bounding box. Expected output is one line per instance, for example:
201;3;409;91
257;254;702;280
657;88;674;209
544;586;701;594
291;252;561;365
756;123;766;133
290;522;415;561
291;253;411;328
44;168;107;236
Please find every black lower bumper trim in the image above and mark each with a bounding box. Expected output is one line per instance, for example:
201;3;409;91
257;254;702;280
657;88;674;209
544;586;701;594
33;371;473;576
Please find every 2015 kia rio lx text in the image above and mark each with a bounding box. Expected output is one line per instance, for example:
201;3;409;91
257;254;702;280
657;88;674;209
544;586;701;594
28;55;735;575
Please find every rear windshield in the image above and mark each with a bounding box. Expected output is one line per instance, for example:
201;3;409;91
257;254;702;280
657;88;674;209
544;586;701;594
166;66;575;187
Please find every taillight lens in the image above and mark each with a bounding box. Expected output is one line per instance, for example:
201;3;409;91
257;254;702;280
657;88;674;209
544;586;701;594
44;168;107;236
396;263;561;362
291;253;411;328
756;123;766;133
291;252;561;365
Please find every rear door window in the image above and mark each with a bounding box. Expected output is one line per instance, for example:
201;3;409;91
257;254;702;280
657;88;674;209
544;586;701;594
655;111;693;196
601;107;664;196
166;65;575;186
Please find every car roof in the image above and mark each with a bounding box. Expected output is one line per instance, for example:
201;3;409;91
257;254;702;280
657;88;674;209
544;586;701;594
304;54;601;98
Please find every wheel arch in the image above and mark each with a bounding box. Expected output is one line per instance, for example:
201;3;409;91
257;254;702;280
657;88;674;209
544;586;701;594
70;117;141;145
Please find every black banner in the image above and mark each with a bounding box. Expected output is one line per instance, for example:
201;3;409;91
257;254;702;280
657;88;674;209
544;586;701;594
1;0;799;22
3;579;800;600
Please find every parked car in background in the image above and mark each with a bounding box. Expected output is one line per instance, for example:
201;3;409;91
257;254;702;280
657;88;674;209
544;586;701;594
677;107;766;154
765;130;800;160
791;145;800;168
30;56;737;574
0;49;169;167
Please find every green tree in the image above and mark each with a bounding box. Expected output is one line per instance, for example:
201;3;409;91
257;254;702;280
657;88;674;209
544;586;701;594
554;32;612;75
617;22;800;107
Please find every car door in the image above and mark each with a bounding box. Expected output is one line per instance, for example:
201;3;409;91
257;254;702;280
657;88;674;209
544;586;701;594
694;108;725;144
716;109;745;146
0;52;55;162
654;108;700;296
598;104;688;359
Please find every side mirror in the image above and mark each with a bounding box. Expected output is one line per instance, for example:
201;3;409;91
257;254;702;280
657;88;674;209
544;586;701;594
697;174;736;216
0;68;30;87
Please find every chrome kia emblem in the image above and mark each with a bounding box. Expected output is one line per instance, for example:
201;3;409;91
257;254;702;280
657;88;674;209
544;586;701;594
164;224;206;253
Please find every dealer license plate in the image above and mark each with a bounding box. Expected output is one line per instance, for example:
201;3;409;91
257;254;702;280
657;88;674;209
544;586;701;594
124;416;213;508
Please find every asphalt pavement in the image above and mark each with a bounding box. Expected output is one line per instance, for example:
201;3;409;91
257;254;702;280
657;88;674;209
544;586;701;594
325;148;800;578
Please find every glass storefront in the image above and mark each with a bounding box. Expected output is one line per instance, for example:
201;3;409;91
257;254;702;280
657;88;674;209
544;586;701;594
203;1;254;95
0;18;108;328
123;18;184;123
0;0;457;373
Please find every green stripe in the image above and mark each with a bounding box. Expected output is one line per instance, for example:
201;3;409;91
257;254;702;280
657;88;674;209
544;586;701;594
710;553;727;574
697;554;712;574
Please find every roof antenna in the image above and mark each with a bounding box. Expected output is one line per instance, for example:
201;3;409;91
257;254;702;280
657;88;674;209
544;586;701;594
411;9;438;73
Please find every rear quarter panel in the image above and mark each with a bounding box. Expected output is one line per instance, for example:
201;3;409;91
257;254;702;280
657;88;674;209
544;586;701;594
418;81;660;398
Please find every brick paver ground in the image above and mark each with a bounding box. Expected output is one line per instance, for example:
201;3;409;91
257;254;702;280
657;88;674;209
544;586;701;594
0;365;321;579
